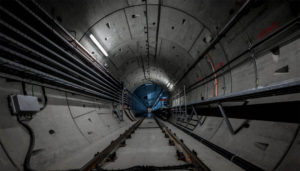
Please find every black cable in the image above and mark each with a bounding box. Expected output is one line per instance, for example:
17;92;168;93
22;82;28;95
17;115;35;171
40;86;48;111
0;140;21;170
19;81;35;171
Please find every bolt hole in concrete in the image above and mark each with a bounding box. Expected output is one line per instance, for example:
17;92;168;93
182;19;186;24
49;129;55;135
271;46;280;62
275;65;289;74
32;148;44;156
171;26;175;30
254;142;269;151
271;47;280;55
106;23;110;29
244;123;250;128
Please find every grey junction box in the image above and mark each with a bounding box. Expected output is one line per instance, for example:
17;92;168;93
9;95;40;115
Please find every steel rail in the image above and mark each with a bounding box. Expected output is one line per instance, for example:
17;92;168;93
99;164;194;171
80;119;144;171
165;119;264;171
154;118;210;171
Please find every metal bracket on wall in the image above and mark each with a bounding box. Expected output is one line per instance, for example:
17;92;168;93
112;103;123;121
218;103;235;135
192;106;206;126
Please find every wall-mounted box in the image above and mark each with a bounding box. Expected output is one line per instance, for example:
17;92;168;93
9;95;40;115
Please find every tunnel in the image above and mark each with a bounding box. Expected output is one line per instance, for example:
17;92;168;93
0;0;299;170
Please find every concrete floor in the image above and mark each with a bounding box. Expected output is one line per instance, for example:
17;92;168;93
48;122;134;170
103;118;186;169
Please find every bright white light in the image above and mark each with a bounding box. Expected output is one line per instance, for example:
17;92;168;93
167;82;170;87
169;84;174;89
89;34;108;57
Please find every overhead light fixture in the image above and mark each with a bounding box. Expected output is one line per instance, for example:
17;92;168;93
166;82;174;90
89;34;108;57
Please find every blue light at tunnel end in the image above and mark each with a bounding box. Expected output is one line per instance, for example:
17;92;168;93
132;83;169;117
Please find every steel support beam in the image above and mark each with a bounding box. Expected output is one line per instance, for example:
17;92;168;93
218;104;235;135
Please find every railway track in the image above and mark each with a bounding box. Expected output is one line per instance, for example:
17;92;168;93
80;117;210;171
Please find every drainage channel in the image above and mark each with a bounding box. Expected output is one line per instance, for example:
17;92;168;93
80;117;210;171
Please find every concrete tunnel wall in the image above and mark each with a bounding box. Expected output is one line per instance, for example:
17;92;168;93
36;0;300;92
169;37;300;170
167;3;300;169
0;78;135;170
172;38;300;105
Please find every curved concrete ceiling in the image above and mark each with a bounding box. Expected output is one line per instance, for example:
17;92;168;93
38;0;295;91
